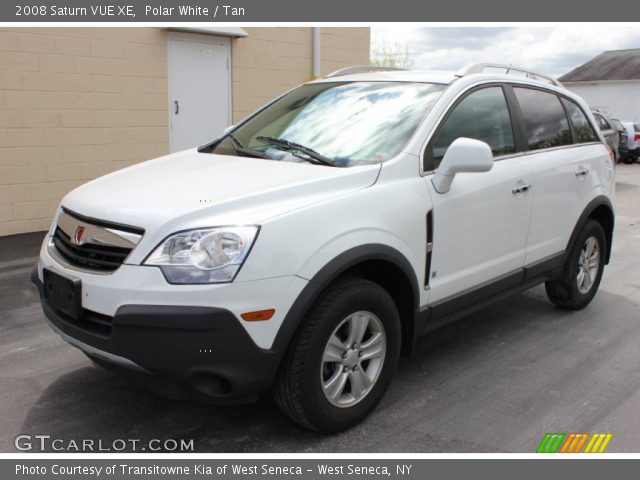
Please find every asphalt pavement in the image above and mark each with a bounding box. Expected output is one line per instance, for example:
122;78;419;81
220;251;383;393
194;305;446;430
1;164;639;453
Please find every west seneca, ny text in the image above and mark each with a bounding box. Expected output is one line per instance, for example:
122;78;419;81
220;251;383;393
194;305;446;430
15;4;246;18
15;464;414;477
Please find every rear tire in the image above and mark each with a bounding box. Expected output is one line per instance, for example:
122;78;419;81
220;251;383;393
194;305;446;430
545;220;606;310
272;276;401;433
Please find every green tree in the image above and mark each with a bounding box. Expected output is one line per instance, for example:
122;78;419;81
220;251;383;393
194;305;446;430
370;41;413;69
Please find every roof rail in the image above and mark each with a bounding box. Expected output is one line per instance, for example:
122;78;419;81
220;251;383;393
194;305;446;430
456;63;563;87
325;65;406;78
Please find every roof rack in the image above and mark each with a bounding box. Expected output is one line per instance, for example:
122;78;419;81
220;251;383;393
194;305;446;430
325;66;406;78
456;63;563;87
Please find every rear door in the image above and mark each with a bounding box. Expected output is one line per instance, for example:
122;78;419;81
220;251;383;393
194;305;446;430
512;87;609;265
424;85;533;303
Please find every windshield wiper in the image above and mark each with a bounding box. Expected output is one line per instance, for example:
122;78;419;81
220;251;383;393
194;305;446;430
256;136;340;167
227;134;270;159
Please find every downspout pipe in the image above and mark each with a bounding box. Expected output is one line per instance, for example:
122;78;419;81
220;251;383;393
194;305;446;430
311;27;321;79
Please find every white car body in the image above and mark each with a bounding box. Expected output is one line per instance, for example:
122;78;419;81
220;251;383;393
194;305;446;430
34;66;615;422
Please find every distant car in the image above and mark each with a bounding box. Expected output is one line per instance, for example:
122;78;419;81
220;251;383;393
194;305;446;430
592;111;619;161
621;121;640;164
610;118;628;163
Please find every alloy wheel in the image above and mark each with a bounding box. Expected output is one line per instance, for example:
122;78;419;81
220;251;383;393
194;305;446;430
320;311;386;408
577;235;600;294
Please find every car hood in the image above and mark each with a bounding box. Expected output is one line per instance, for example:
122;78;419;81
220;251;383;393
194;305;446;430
61;149;381;234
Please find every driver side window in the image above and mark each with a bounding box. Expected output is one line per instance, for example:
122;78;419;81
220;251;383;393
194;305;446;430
425;86;515;171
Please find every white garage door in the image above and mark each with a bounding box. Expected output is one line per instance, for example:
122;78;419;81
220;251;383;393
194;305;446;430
168;34;231;152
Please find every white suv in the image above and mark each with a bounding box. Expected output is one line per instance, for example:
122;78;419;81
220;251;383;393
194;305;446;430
33;64;615;432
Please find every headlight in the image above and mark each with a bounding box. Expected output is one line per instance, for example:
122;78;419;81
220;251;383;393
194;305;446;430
144;226;259;284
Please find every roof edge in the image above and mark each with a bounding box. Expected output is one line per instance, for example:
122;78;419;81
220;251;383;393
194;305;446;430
163;27;248;38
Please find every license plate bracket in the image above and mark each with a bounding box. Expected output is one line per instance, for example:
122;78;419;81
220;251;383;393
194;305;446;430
43;268;82;321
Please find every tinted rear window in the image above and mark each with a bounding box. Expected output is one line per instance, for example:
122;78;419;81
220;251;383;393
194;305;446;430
514;88;572;150
561;99;598;143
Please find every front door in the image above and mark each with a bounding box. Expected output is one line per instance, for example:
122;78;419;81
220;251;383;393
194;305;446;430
424;85;533;304
168;34;231;152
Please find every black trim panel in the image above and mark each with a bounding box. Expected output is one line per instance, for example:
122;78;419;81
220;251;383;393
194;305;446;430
32;270;279;404
425;210;434;287
428;269;525;320
271;244;420;354
414;252;567;343
524;252;565;280
62;207;145;235
503;83;528;153
566;196;614;264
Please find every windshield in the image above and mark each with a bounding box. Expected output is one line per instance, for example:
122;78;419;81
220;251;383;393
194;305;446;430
207;81;446;167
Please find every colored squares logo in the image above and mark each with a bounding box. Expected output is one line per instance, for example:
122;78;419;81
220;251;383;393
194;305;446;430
537;432;613;453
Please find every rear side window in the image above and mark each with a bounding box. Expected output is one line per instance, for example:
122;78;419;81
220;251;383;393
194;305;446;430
427;86;515;169
561;99;598;143
514;87;572;150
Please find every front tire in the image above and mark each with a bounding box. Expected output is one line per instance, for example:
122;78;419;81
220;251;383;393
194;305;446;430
545;220;606;310
272;276;401;432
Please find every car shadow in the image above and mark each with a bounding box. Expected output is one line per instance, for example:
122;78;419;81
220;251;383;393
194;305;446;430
19;364;328;452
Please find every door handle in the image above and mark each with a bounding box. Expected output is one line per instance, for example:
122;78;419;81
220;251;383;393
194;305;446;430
174;100;179;115
575;167;590;177
512;183;531;195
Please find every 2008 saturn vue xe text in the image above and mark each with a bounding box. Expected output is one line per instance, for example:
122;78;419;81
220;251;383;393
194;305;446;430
33;64;615;432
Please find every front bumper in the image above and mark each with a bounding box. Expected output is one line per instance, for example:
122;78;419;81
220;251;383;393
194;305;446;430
33;234;308;403
32;269;285;403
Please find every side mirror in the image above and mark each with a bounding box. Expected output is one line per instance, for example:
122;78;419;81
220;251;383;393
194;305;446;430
431;137;493;194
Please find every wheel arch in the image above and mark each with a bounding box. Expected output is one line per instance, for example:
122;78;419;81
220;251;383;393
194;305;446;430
567;196;615;264
271;244;420;358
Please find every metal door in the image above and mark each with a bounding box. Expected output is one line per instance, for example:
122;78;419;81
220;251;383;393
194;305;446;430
168;34;231;152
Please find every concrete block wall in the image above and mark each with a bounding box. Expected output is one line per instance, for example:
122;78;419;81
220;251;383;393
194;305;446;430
320;28;371;77
0;27;370;236
0;28;170;236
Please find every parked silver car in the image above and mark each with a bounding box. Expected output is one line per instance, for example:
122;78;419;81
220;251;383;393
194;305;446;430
621;121;640;164
610;118;628;163
592;110;619;161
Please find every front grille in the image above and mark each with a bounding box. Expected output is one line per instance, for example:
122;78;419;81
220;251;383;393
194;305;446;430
53;227;132;272
51;208;143;273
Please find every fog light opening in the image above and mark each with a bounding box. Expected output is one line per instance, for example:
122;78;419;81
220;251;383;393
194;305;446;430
190;372;233;396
